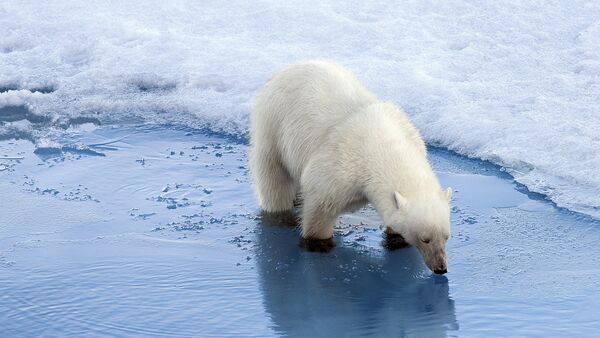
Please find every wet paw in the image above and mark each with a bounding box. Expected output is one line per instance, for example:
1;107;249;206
299;237;336;253
383;232;411;250
259;210;299;227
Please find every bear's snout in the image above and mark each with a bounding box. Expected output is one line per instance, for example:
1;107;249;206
431;258;448;275
416;243;448;275
433;267;447;275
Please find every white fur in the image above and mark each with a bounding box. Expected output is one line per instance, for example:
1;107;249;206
249;60;452;273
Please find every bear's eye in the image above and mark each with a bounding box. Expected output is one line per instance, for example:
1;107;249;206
421;238;431;244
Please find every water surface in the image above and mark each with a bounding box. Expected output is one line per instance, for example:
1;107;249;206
1;126;599;337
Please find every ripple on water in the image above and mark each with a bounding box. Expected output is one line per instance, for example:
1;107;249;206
0;260;267;337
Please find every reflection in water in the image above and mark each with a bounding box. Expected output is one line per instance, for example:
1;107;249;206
256;212;458;337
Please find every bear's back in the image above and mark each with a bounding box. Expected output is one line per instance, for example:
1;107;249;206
253;60;378;180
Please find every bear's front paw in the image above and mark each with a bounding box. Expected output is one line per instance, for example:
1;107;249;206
259;210;299;227
299;237;336;253
383;232;411;250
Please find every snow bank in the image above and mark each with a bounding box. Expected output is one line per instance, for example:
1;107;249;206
1;1;599;217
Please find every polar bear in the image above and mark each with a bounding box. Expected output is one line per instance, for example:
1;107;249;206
249;60;452;274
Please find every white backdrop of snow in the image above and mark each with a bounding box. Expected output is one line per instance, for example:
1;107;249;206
1;1;599;218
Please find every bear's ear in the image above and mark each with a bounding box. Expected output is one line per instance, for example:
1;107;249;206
394;191;408;210
443;187;453;202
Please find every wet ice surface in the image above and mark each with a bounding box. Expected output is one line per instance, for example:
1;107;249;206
1;126;599;337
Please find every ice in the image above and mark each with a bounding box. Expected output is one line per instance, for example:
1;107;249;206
1;1;599;217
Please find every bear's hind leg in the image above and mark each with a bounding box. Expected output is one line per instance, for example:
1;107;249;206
250;146;296;213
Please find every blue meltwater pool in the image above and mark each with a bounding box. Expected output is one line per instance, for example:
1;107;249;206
1;125;599;337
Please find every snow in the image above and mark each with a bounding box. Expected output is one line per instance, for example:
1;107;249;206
1;1;599;217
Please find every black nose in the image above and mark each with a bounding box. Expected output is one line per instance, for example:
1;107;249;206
433;268;447;275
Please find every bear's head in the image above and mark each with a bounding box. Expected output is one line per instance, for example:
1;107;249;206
388;188;452;274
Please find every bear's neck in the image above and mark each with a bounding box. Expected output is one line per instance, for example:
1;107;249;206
369;187;440;230
355;105;442;227
364;147;441;228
